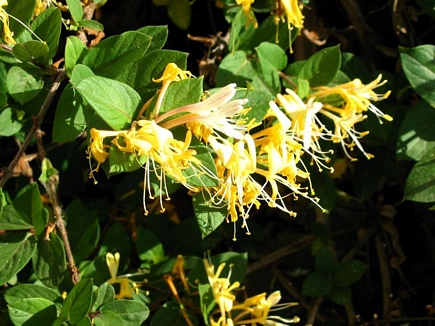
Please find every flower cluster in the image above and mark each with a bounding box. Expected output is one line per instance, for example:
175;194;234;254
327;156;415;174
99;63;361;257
204;259;299;325
87;62;391;237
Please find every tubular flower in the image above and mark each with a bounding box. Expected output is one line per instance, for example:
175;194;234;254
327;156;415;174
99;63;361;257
0;0;16;44
204;259;240;326
156;83;251;142
275;0;304;30
236;0;258;28
106;252;139;299
152;63;194;118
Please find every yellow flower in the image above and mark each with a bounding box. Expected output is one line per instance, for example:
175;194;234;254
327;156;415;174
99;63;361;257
278;0;304;29
204;259;240;326
106;252;139;299
236;0;258;28
0;0;16;44
152;63;194;118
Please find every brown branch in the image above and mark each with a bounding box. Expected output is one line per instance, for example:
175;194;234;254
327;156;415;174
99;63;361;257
45;172;80;284
306;296;324;326
375;233;392;320
0;69;67;188
358;316;435;325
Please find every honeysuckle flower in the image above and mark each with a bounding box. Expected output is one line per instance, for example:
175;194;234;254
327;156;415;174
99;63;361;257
0;0;16;44
106;252;139;299
236;0;258;28
232;291;300;325
204;259;240;326
278;0;304;29
156;83;251;141
152;63;194;119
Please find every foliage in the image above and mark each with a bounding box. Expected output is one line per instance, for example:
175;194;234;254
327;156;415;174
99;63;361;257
0;0;435;325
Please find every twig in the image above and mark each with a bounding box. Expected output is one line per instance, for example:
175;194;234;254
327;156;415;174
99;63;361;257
374;233;392;321
306;296;324;325
358;316;435;325
0;69;67;188
273;267;326;323
45;172;80;284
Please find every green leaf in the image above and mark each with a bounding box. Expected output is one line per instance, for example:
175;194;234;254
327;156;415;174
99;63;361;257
82;31;151;79
98;223;131;273
0;233;37;284
302;271;335;296
397;100;435;160
94;310;126;326
400;45;435;106
76;20;104;31
3;0;36;40
107;146;143;175
309;168;337;212
0;107;22;136
137;25;168;52
52;84;88;142
11;41;49;63
193;193;226;239
5;284;60;304
333;260;367;286
66;0;83;23
136;227;165;265
298;45;341;86
6;65;44;104
65;36;89;77
0;205;33;230
404;147;435;203
150;302;189;326
79;256;111;286
100;300;150;326
59;279;94;324
417;0;435;17
92;283;115;311
75;76;141;130
256;42;287;93
315;247;337;274
328;286;352;305
167;0;191;30
65;200;100;263
159;77;203;115
199;283;215;325
70;63;95;86
38;158;58;184
8;297;57;326
13;183;47;237
31;7;62;62
32;233;66;287
229;6;249;52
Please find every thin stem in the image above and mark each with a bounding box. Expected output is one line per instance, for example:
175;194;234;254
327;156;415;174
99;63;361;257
0;69;67;188
306;296;324;326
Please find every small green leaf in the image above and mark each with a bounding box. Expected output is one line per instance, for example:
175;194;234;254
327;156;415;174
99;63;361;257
70;64;95;86
159;77;203;115
59;279;94;324
98;223;131;273
397;100;435;160
82;31;151;79
12;41;49;63
136;227;165;265
400;45;435;106
5;284;60;304
13;183;47;237
333;260;367;286
315;247;337;274
302;271;335;297
0;233;37;285
150;302;189;326
193;193;226;239
31;7;62;62
199;283;215;325
167;0;191;30
38;158;58;184
77;19;104;31
52;84;88;142
92;283;115;311
65;36;89;77
404;147;435;203
66;0;83;23
8;297;57;326
100;300;150;326
0;107;22;136
328;286;352;305
0;206;33;230
32;233;66;288
137;25;168;52
108;146;143;175
6;65;44;104
298;45;341;86
256;42;287;93
94;310;126;326
75;76;141;130
65;200;100;263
